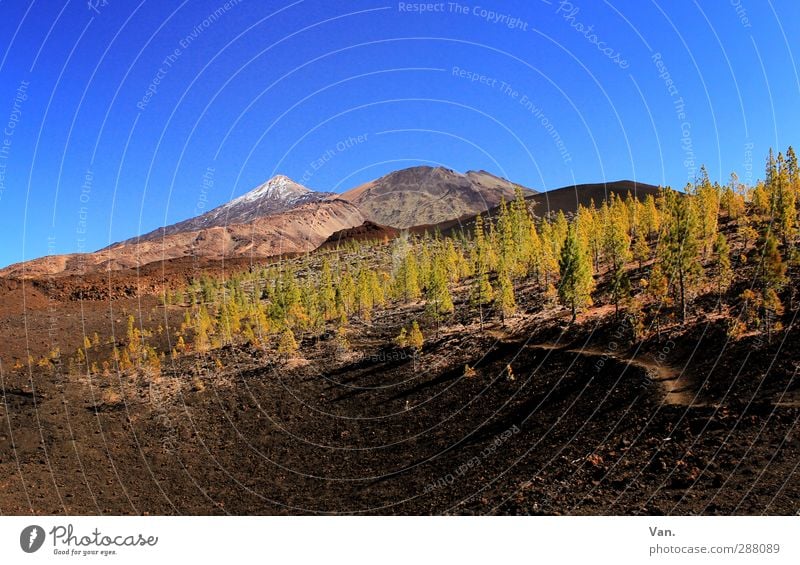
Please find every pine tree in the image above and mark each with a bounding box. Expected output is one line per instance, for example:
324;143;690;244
395;327;408;348
762;287;784;343
444;239;461;284
539;219;560;288
119;348;133;372
721;173;746;220
319;258;337;320
336;270;356;315
471;214;494;330
496;197;516;273
660;189;702;324
583;201;602;271
603;199;633;318
576;204;598;268
417;238;432;291
527;219;544;283
738;289;762;332
775;152;798;246
242;323;257;347
695;166;720;257
737;212;758;254
194;305;214;352
278;327;299;359
496;260;516;325
642;194;661;238
645;263;669;341
752;180;772;218
75;347;86;366
408;321;424;352
712;233;733;313
425;253;454;333
126;315;142;360
356;267;374;321
633;230;650;270
334;324;350;359
301;280;323;334
553;211;569;251
761;233;788;291
395;247;421;302
407;321;424;371
510;185;535;278
558;223;594;322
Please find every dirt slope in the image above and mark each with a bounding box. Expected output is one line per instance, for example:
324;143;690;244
528;180;662;216
0;200;363;278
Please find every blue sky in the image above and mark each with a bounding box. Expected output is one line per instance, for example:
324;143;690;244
0;0;799;267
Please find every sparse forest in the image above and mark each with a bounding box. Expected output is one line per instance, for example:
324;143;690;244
27;147;798;381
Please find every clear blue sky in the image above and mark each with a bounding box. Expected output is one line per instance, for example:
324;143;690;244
1;0;799;267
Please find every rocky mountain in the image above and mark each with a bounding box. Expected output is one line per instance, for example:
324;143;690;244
337;166;536;228
120;175;334;245
0;170;661;279
0;199;363;278
325;179;665;247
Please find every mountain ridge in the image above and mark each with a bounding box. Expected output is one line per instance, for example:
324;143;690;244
1;198;363;278
337;166;536;228
1;170;663;278
114;175;336;247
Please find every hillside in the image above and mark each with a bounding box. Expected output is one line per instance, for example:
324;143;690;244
338;166;536;228
0;199;363;278
119;175;334;245
526;180;662;216
3;146;800;516
1;176;798;515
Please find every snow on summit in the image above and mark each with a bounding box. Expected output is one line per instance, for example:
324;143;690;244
122;175;333;245
225;175;310;207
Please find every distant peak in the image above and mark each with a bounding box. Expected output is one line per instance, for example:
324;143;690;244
229;175;310;205
381;165;463;179
267;174;295;184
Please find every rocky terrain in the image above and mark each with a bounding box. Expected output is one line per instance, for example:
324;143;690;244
338;166;535;228
0;252;796;515
1;165;797;517
0;199;363;278
119;175;335;244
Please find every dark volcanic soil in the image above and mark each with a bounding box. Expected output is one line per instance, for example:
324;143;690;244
1;286;797;515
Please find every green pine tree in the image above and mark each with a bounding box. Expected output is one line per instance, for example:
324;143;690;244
558;223;595;322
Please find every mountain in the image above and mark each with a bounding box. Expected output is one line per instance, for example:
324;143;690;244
0;173;661;279
0;199;363;278
337;166;536;228
433;179;663;237
119;175;334;245
526;180;662;216
323;179;666;248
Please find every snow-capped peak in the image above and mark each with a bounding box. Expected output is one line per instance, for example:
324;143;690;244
225;175;310;208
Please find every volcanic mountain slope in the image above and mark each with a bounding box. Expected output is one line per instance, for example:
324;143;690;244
338;166;536;228
526;180;662;216
0;199;364;278
119;175;334;245
431;179;664;237
327;179;665;247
